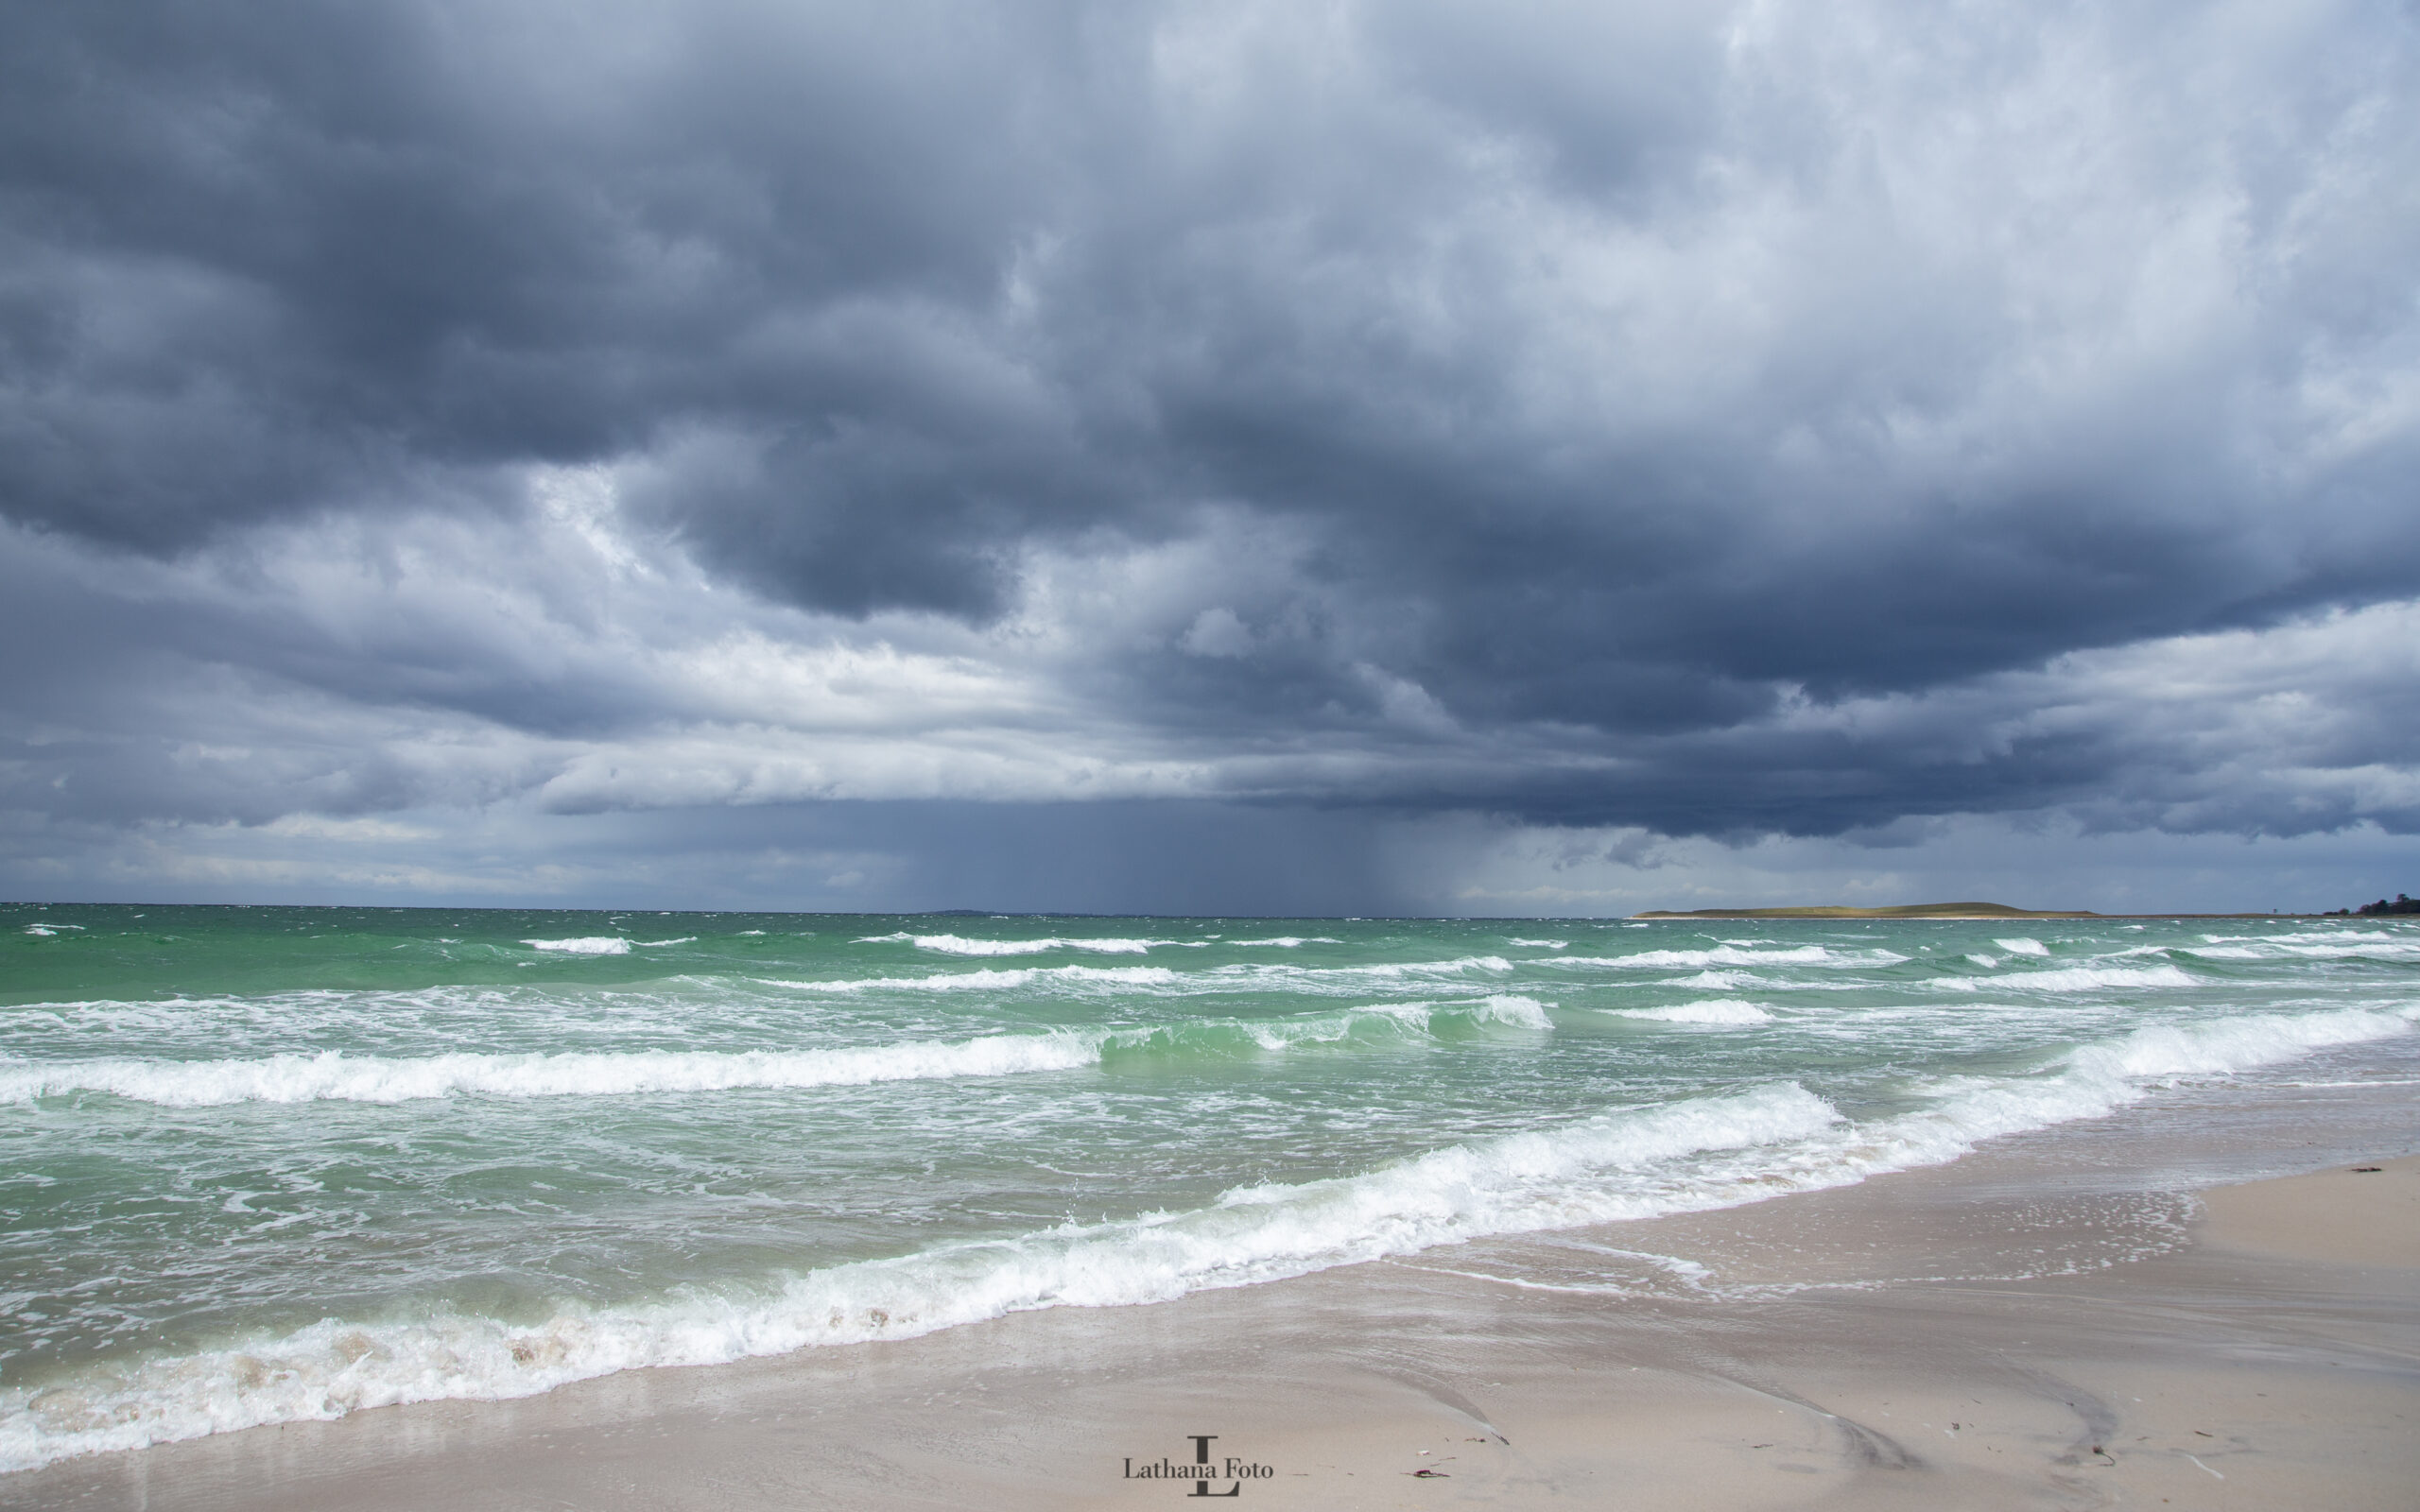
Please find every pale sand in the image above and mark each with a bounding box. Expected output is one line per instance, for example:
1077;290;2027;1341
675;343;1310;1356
7;1138;2414;1509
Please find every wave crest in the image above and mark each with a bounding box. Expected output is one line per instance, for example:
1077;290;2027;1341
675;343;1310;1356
6;999;2414;1472
855;933;1168;955
1610;1000;1773;1025
0;1036;1099;1107
0;1084;1838;1469
1938;964;2195;992
522;937;630;955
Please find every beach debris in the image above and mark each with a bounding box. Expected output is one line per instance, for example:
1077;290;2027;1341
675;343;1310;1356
1408;1468;1451;1477
2352;1166;2381;1173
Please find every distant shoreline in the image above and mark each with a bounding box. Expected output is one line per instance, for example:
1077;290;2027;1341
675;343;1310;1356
1631;901;2305;920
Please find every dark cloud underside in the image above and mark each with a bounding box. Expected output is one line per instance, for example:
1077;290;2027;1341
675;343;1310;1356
3;0;2417;878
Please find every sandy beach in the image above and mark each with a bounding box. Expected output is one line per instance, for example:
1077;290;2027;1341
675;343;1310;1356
8;1083;2412;1512
10;0;2420;1501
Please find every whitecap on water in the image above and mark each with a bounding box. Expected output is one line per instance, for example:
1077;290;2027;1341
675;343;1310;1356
1607;1000;1773;1025
1935;964;2194;993
0;1034;1106;1107
8;998;2416;1474
855;933;1167;955
521;937;631;955
762;964;1183;995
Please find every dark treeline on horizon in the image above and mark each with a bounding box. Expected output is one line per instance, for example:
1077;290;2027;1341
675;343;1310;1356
2320;893;2420;917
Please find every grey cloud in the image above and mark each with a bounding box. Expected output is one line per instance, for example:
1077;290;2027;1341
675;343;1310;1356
4;0;2419;874
2;0;1079;556
9;495;2412;859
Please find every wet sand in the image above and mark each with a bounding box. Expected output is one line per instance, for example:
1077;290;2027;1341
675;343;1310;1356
8;1129;2414;1510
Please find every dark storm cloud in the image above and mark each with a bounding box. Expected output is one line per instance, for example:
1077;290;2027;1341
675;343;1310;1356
4;0;2419;856
1;0;1087;565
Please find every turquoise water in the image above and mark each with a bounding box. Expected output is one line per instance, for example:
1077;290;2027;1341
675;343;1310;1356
3;903;2415;1468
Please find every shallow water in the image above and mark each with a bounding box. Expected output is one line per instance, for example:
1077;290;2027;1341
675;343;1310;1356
3;903;2414;1469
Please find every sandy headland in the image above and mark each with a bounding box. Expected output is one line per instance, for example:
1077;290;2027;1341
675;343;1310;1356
8;1080;2413;1511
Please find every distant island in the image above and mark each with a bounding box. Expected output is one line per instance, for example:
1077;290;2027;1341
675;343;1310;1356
1632;902;2100;919
2323;893;2419;917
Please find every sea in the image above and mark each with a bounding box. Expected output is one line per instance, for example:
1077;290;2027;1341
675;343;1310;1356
3;903;2415;1471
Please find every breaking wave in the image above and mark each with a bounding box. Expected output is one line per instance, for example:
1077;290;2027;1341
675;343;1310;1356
521;937;631;955
1937;965;2196;992
0;997;1558;1108
762;964;1184;995
3;999;2411;1471
758;955;1516;998
0;1084;1837;1469
0;1035;1103;1107
853;933;1172;955
1557;946;1906;970
1610;1000;1773;1025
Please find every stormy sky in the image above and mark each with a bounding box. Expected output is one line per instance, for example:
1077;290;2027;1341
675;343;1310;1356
3;0;2416;914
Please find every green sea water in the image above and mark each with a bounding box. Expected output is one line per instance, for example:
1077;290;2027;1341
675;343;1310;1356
3;902;2415;1469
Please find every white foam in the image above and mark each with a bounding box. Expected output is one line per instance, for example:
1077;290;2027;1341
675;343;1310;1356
0;1084;1839;1469
1353;996;1551;1034
1228;954;1514;981
1936;964;2195;993
1667;970;1759;989
1610;1000;1773;1025
1995;937;2051;956
1880;1004;2420;1161
861;955;1512;1000
522;937;631;955
1461;993;1555;1029
1559;946;1905;970
9;998;2415;1472
636;937;696;948
1108;997;1556;1057
0;1035;1101;1107
1966;954;2000;968
2187;939;2420;961
22;925;54;936
1229;936;1343;947
856;933;1167;955
2205;930;2405;944
1507;938;1568;949
763;964;1184;994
